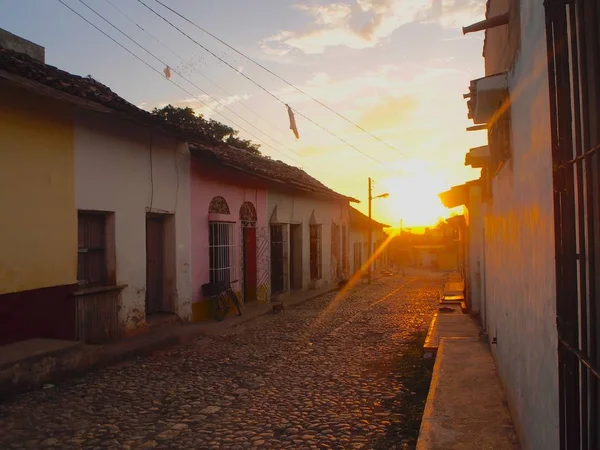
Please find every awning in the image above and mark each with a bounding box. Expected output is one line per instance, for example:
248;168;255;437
438;180;481;209
465;145;491;168
466;72;508;124
438;184;468;209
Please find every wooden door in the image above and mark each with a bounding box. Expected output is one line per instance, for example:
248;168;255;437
243;227;257;302
146;216;164;315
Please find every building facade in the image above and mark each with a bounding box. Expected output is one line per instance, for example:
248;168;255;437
447;1;600;448
189;155;269;321
348;207;389;278
268;192;350;296
74;111;193;336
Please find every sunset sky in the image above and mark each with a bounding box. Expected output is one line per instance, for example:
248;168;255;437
1;0;486;226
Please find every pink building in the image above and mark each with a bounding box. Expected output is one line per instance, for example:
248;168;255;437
190;143;357;320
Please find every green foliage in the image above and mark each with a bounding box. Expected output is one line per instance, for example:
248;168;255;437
152;105;261;155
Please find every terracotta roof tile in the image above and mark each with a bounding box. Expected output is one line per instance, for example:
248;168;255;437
190;143;358;202
0;47;356;202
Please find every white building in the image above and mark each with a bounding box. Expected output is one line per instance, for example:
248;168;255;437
74;111;193;336
267;190;354;298
452;0;600;448
348;207;389;278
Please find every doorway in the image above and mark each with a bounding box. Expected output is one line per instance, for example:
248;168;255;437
290;224;302;289
146;215;165;315
270;224;286;294
243;226;257;302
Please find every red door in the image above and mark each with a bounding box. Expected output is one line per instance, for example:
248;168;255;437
146;216;164;315
243;227;257;302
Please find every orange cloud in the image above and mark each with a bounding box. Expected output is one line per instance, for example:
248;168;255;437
358;96;418;131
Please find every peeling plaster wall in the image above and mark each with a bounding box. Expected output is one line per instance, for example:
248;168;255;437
189;159;268;320
74;112;193;333
267;192;349;296
482;0;559;448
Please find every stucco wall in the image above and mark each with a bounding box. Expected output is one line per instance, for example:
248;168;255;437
74;112;192;332
482;0;559;447
349;227;387;276
267;192;349;294
190;159;268;319
0;84;77;294
466;186;484;314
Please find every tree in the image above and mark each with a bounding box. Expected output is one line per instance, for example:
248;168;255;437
152;105;261;155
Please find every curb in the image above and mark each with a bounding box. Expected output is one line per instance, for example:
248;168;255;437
0;284;348;401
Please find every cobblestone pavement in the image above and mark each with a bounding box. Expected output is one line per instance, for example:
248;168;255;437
0;273;444;450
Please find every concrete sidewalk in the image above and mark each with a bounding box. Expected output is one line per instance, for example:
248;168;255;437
417;338;520;449
418;282;519;449
0;282;342;400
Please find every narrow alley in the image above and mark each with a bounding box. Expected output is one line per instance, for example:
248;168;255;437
0;273;443;450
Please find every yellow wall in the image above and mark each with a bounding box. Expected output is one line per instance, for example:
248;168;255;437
0;84;77;294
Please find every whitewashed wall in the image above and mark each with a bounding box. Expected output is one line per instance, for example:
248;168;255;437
74;112;192;333
482;0;559;447
267;192;349;295
465;185;485;315
349;227;387;276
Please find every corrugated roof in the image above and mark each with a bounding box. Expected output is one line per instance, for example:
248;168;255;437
0;46;356;202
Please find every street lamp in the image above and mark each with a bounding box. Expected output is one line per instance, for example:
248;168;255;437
368;177;389;284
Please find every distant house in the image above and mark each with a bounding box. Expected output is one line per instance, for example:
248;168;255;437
0;36;194;344
348;207;389;278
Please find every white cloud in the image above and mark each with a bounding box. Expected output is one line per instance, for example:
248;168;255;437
261;0;485;54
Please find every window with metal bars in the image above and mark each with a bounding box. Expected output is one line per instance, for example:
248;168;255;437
209;222;234;284
342;225;348;274
546;1;600;448
77;212;108;286
353;242;362;274
270;224;287;294
310;224;322;280
331;223;340;276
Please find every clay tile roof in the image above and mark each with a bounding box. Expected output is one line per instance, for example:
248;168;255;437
0;47;211;141
190;142;359;202
0;47;357;202
349;206;389;229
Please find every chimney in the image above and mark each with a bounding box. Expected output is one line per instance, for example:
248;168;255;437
0;28;45;63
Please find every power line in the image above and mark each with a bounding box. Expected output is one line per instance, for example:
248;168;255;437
103;0;295;145
152;0;405;157
72;0;304;164
57;0;303;166
136;0;385;164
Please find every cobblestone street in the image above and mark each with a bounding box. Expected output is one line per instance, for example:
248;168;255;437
0;273;444;450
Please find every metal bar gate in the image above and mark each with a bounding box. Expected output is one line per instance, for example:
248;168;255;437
545;1;600;448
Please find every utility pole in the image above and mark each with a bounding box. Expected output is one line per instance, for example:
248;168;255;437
368;177;372;284
367;178;389;285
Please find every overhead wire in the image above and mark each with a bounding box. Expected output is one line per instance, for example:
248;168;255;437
70;0;305;165
136;0;385;164
103;0;295;145
152;0;405;157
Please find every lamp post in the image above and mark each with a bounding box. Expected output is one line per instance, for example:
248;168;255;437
368;177;389;284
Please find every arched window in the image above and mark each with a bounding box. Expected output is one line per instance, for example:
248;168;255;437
239;201;257;227
208;196;230;215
